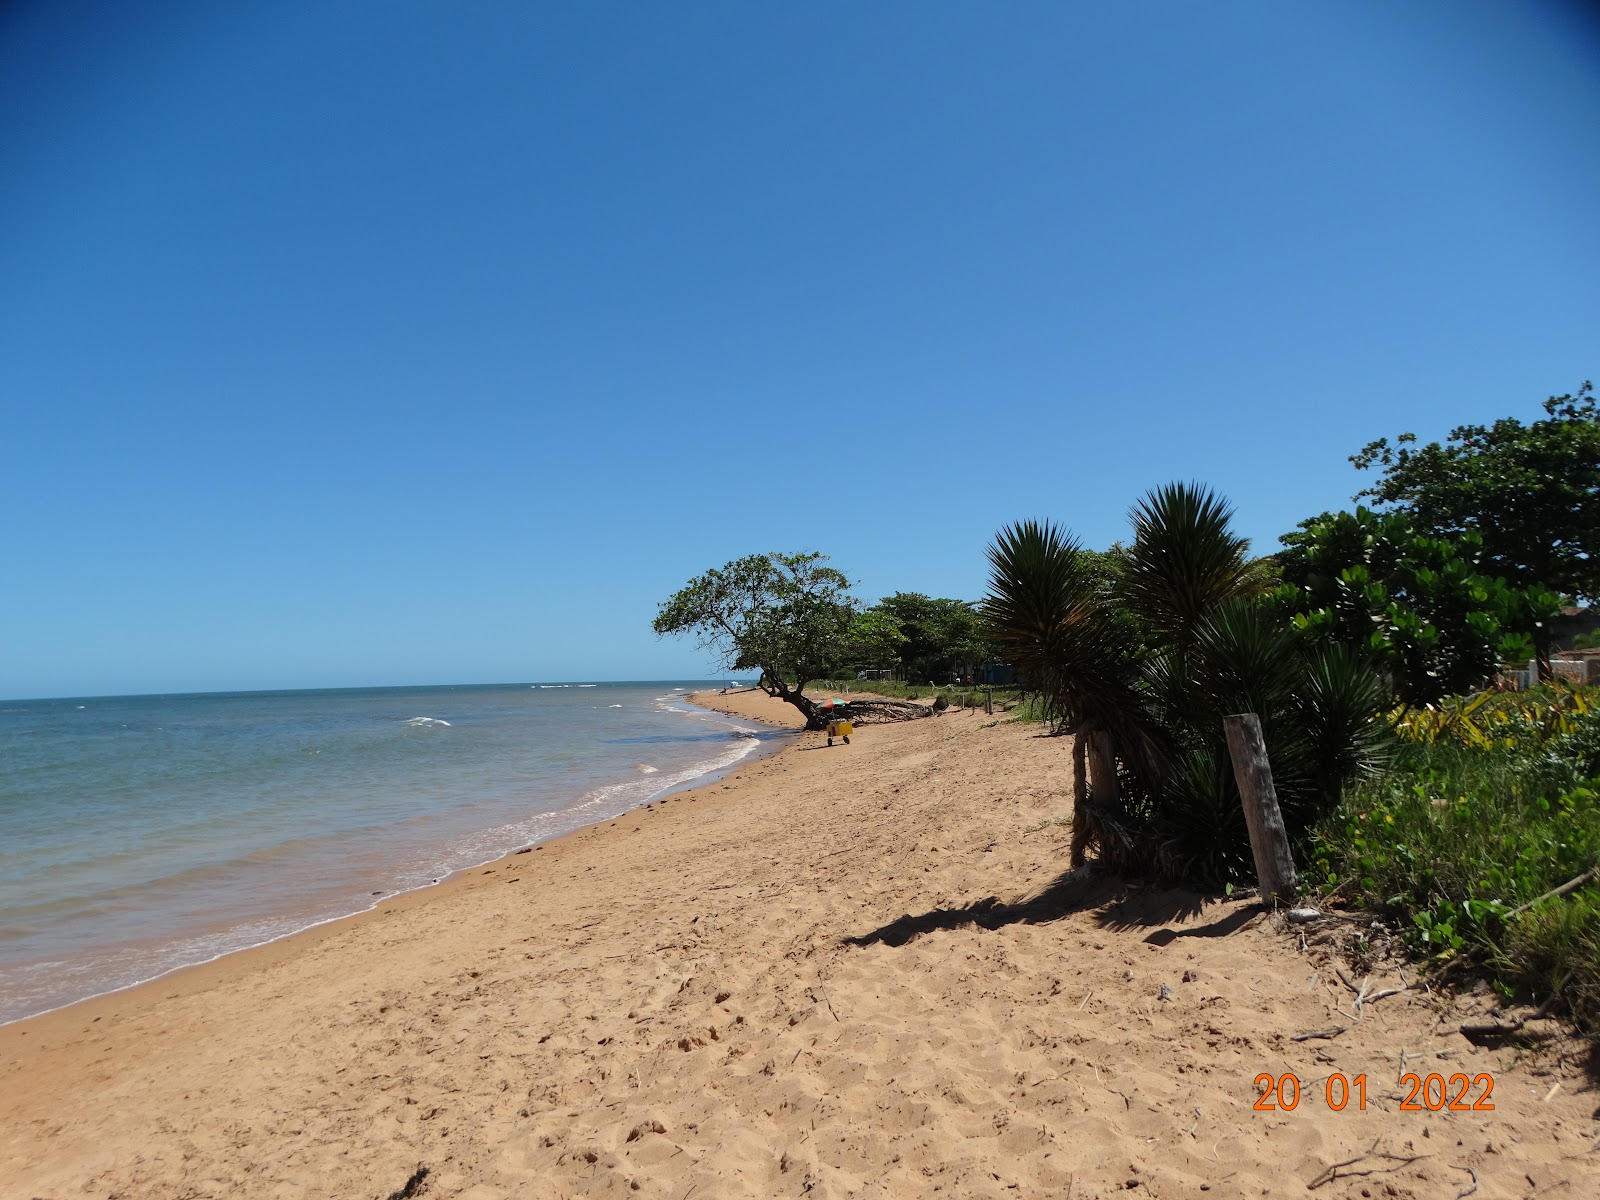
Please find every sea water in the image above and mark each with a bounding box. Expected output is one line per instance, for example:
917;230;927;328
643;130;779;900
0;681;785;1025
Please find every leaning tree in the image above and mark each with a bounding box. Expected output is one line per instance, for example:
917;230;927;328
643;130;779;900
653;552;859;729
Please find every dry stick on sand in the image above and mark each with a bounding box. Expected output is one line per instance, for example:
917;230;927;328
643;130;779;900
1306;1140;1431;1190
1361;984;1414;1006
1450;1165;1480;1200
1292;1026;1348;1042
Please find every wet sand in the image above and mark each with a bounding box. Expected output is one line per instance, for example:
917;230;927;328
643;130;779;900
2;690;1596;1198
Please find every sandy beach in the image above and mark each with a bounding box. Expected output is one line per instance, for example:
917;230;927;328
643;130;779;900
3;690;1596;1199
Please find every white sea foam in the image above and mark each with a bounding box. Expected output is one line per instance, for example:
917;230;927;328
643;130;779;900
635;764;659;774
609;704;623;708
403;716;773;896
405;716;451;728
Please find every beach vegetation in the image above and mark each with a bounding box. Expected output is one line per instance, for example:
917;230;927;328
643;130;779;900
1350;381;1600;676
812;676;1027;711
982;482;1387;882
866;593;998;685
1270;506;1558;706
841;609;908;676
1309;697;1600;1039
653;552;859;729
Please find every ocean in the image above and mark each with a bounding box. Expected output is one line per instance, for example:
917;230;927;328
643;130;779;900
0;681;787;1025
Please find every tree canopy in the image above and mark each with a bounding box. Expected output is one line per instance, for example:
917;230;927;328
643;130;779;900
841;609;907;674
1351;383;1599;669
652;552;858;728
1271;507;1553;705
871;593;995;683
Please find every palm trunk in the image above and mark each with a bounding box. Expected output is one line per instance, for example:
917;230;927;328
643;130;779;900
1087;729;1120;814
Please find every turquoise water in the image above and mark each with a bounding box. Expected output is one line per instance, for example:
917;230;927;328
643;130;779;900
0;681;785;1024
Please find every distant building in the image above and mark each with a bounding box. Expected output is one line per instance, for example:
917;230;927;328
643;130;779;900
1506;647;1600;688
1553;606;1599;652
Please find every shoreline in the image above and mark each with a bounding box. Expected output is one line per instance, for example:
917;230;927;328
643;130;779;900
0;692;792;1031
4;693;1594;1198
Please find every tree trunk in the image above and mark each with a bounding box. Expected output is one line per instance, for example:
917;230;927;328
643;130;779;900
765;678;824;728
1086;729;1120;814
1534;626;1554;683
1222;713;1298;905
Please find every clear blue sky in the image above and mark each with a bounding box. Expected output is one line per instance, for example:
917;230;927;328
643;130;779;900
3;1;1597;699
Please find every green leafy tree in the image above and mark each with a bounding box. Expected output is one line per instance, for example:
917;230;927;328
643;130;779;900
873;593;994;682
1351;382;1600;675
842;610;907;675
1270;507;1555;705
653;552;858;728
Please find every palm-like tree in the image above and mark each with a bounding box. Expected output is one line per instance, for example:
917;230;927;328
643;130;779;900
981;520;1166;866
1119;482;1259;651
984;488;1384;884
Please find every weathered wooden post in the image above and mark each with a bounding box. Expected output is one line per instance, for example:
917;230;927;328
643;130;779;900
1222;713;1298;904
1069;734;1090;867
985;687;993;715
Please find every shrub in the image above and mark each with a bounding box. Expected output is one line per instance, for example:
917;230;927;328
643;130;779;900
1310;712;1600;1039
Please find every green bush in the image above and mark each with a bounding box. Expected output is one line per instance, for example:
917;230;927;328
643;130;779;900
1310;724;1600;1039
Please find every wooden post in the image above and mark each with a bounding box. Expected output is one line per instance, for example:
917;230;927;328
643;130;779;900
1070;733;1090;868
985;687;993;715
1222;713;1298;904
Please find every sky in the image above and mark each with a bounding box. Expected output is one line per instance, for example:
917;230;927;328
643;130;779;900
2;1;1598;699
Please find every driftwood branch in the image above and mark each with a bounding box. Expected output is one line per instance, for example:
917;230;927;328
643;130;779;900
843;700;934;724
1506;867;1598;920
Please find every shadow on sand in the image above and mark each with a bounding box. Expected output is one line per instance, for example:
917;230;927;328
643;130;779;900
843;867;1253;949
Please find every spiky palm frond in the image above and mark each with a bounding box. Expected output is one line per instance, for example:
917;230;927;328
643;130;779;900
1120;482;1255;649
1153;743;1255;886
1293;643;1389;811
1191;599;1298;721
981;520;1131;723
982;520;1169;786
